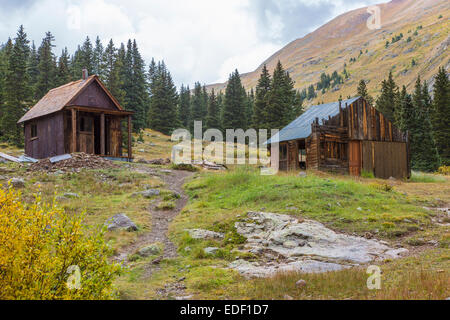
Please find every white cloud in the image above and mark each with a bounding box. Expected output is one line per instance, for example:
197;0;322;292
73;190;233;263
0;0;382;87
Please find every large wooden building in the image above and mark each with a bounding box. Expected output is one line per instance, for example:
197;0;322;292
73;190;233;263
267;97;410;179
18;71;133;161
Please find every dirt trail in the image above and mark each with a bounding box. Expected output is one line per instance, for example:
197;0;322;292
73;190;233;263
115;166;194;266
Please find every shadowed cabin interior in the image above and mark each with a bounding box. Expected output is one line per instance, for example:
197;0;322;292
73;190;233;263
18;70;134;161
267;97;410;179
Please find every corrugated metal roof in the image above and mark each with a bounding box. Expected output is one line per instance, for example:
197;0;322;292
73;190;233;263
266;97;360;144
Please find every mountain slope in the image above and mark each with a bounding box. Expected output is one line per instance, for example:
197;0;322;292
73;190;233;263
208;0;449;105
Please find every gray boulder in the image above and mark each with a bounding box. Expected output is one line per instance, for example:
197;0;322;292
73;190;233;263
107;214;138;232
9;178;25;188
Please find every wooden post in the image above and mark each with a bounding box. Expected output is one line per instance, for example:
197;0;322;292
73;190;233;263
127;115;132;160
100;113;105;155
71;109;77;153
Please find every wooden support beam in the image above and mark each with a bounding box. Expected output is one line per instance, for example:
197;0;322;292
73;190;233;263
100;113;105;155
128;115;132;160
71;108;77;153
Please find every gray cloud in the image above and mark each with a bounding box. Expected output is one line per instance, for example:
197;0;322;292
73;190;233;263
0;0;382;86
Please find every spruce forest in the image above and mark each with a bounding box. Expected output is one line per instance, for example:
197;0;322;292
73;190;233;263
0;25;448;171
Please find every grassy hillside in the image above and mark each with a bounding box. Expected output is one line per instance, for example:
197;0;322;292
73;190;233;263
208;0;449;106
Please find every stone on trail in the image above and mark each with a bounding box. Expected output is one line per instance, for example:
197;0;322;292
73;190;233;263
186;229;224;240
137;244;162;257
133;189;160;198
107;214;138;232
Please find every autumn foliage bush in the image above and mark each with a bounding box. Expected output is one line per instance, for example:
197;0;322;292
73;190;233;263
0;187;122;300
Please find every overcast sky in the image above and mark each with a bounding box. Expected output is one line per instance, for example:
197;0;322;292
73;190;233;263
0;0;382;86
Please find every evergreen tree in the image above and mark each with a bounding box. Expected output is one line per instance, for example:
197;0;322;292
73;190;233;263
0;39;13;138
93;36;104;77
80;36;94;75
265;61;296;129
56;47;71;86
253;64;271;130
206;88;220;130
190;82;205;132
148;61;178;134
376;71;398;122
410;76;440;171
1;26;31;145
178;84;191;129
28;41;39;99
102;39;125;104
431;67;450;164
222;69;246;130
307;84;316;100
35;31;56;99
357;79;374;106
244;89;254;129
291;90;304;120
70;45;84;79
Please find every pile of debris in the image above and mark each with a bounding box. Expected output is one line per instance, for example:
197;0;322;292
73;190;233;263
28;153;118;172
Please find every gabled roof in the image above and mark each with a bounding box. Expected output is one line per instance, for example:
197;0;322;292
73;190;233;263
266;97;361;144
18;75;124;123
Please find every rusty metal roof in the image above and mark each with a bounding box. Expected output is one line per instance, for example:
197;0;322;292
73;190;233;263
18;75;125;123
266;97;361;144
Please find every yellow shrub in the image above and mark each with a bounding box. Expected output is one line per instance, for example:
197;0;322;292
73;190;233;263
438;166;450;176
0;187;122;300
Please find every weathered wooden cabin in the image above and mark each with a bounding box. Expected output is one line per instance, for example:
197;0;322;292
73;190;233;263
18;71;133;160
267;97;410;179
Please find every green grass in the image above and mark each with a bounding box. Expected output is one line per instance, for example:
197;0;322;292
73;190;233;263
409;171;447;183
224;249;449;300
171;166;432;241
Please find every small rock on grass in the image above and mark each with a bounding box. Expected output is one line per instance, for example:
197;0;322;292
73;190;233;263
137;244;161;257
283;294;294;300
296;279;307;289
9;178;25;188
204;247;219;255
107;213;138;232
64;193;79;198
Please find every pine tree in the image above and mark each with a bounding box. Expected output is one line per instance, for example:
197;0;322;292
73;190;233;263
70;45;84;79
0;40;12;138
265;61;295;129
357;79;374;105
178;84;191;129
376;71;398;122
410;76;440;172
1;26;31;146
93;36;104;77
80;36;94;75
253;64;271;130
244;89;254;129
431;67;450;164
56;47;71;86
222;69;246;130
35;31;56;99
28;41;39;99
291;90;304;120
190;82;204;132
129;40;149;131
148;61;178;134
206;88;220;130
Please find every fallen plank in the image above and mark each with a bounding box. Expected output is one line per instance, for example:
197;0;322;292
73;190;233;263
49;154;72;163
0;152;20;163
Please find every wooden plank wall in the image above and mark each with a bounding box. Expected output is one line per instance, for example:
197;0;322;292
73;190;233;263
25;112;65;159
362;141;408;179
